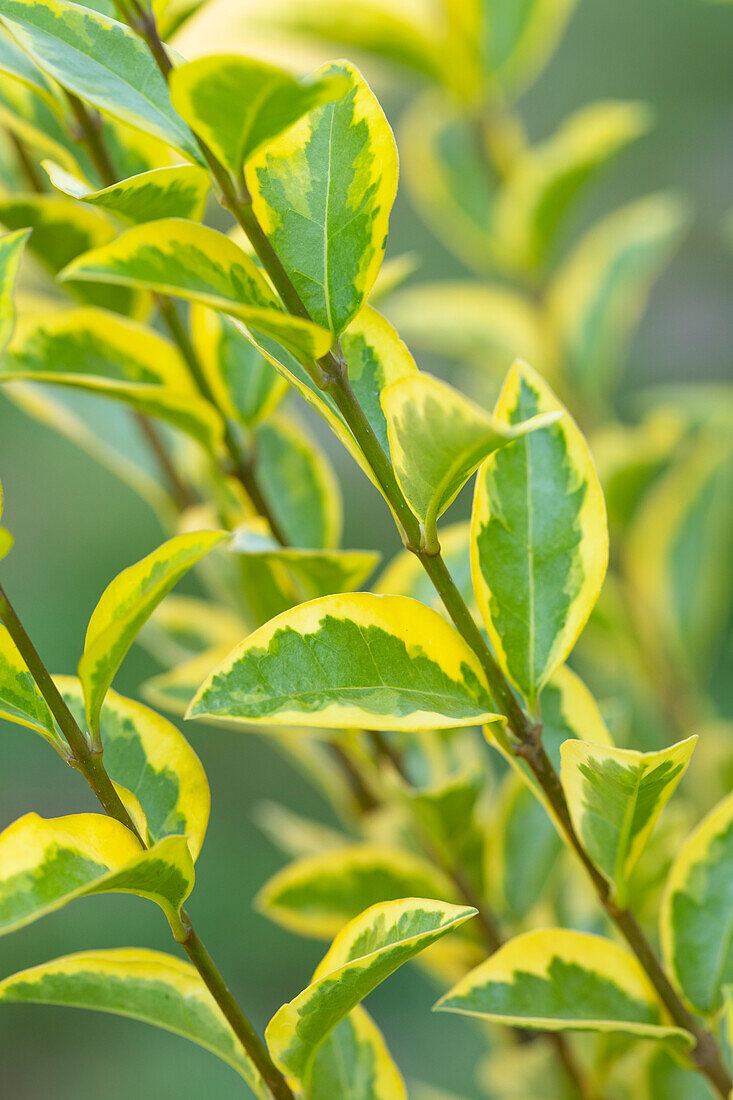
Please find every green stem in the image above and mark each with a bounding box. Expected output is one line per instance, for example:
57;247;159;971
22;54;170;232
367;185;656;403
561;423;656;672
0;580;294;1100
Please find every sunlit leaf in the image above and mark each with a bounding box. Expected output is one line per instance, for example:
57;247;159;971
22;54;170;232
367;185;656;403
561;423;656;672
45;161;210;224
0;623;63;751
310;1005;407;1100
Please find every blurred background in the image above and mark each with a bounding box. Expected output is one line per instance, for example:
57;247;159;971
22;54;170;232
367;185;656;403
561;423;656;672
0;0;731;1096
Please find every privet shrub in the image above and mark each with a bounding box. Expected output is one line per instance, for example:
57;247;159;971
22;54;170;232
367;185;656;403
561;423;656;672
0;1;731;1097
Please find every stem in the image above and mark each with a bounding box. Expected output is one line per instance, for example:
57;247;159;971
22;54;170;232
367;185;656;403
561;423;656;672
8;131;45;193
92;15;733;1094
64;91;116;187
133;409;197;511
0;580;295;1100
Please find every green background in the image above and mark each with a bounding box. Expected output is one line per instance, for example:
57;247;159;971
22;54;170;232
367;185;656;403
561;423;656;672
0;0;731;1095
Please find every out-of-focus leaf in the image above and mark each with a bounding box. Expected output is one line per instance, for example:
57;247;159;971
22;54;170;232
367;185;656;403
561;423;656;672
0;226;28;353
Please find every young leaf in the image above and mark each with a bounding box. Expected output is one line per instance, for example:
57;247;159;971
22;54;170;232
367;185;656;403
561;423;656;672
188;593;500;731
169;55;348;173
310;1006;407;1100
190;306;287;428
0;948;268;1096
385;281;546;376
0;0;203;163
0;226;29;353
57;678;210;860
0;812;194;933
471;361;608;706
60;218;332;359
253;416;342;549
248;61;398;335
561;736;697;905
44;161;211;224
382;371;559;547
0;623;63;752
661;790;733;1014
493;100;651;272
257;844;457;939
436;928;693;1051
265;898;476;1087
548;193;688;403
78;529;227;736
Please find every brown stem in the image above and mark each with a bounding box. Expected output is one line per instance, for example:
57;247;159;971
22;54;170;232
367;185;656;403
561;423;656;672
7;131;45;193
63;91;116;187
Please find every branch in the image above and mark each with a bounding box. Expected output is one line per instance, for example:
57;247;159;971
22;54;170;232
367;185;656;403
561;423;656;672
0;580;294;1100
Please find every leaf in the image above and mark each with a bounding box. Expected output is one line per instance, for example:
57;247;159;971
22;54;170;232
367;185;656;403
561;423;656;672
0;948;268;1096
153;0;207;38
254;802;347;861
436;928;693;1050
0;526;11;560
400;91;498;275
3;378;176;519
248;61;398;335
486;663;613;830
188;593;500;731
406;770;486;896
0;0;203;163
45;161;210;224
0;623;63;752
471;361;608;706
0;24;57;101
0;812;194;933
310;1006;407;1100
170;54;348;173
644;1048;716;1100
143;643;231;717
1;305;224;452
376;521;475;618
0;76;81;173
60;218;332;359
383;371;559;546
493;100;651;272
265;898;476;1088
385;281;547;376
253;416;342;550
233;306;418;504
57;678;210;861
472;0;579;92
257;844;458;939
78;530;227;736
138;594;244;668
547;193;688;404
488;770;562;920
0;192;141;314
230;526;380;601
0;226;28;353
661;790;733;1014
190;305;287;428
625;434;733;680
561;736;697;906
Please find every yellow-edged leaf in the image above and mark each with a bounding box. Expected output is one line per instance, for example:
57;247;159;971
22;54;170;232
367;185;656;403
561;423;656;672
44;160;210;224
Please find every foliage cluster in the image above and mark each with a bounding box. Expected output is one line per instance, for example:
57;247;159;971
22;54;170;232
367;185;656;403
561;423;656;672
0;1;731;1098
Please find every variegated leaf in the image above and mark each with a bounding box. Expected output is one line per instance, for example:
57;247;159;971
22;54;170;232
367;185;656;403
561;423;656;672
0;812;194;933
0;0;203;163
0;226;29;353
170;54;348;172
383;371;558;546
60;219;332;359
0;623;63;752
472;361;608;706
44;161;210;224
661;791;733;1014
561;736;697;905
436;928;693;1050
248;61;398;336
78;530;227;737
57;678;210;861
188;593;499;731
266;898;476;1088
0;948;268;1096
257;844;457;939
310;1006;407;1100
